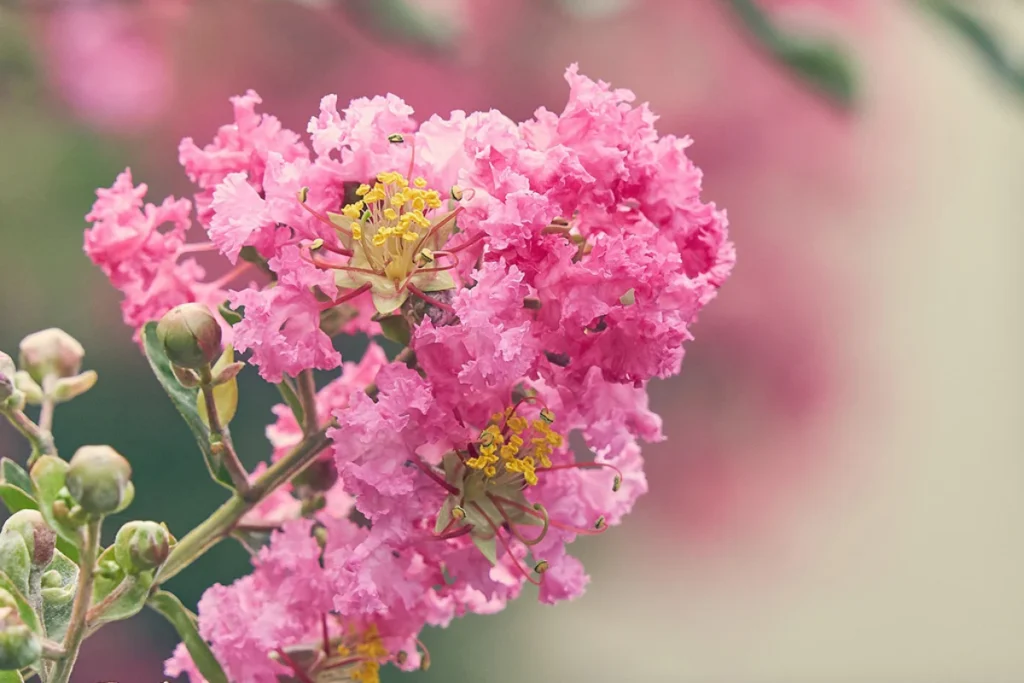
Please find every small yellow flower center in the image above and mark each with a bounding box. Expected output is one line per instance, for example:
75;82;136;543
335;624;388;683
465;406;564;486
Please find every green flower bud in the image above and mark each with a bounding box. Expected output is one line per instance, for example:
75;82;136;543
0;351;23;409
156;303;223;369
113;521;170;574
18;328;85;384
0;598;41;669
2;510;56;569
65;446;132;515
40;570;62;589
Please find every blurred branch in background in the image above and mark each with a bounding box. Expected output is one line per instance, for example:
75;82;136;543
918;0;1024;100
725;0;859;109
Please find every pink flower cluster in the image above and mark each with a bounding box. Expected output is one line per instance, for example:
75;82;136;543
85;65;732;682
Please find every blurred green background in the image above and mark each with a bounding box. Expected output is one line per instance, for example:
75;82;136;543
1;1;1023;681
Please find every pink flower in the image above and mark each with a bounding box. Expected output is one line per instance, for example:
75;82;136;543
164;643;207;683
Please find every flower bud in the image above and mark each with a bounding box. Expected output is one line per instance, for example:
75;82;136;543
0;595;40;669
40;570;62;589
18;328;85;384
2;510;56;569
65;446;132;515
156;303;223;369
114;521;170;574
291;456;339;496
0;351;23;409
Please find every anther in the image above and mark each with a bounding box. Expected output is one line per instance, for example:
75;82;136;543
310;238;324;251
612;475;622;492
534;560;549;574
388;133;405;143
297;187;309;203
451;506;466;520
539;408;555;424
450;185;463;201
594;516;606;530
523;297;542;310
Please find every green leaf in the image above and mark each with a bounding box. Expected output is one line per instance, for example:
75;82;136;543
149;590;228;683
339;0;456;53
0;572;41;635
89;546;154;626
0;530;30;596
0;459;32;495
0;484;36;516
918;0;1024;100
0;484;77;562
0;670;24;682
40;549;78;641
218;301;243;326
726;0;858;108
141;322;235;490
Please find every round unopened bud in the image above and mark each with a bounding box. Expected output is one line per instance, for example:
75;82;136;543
2;510;55;569
114;521;170;574
156;304;223;369
18;328;85;384
40;570;62;589
0;597;41;669
65;446;132;515
291;456;338;496
0;352;19;407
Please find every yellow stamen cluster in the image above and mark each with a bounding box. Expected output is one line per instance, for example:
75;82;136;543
465;407;564;486
344;172;443;248
336;625;388;683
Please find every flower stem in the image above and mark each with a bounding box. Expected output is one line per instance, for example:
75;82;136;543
297;369;319;436
155;424;334;585
198;366;251;496
0;405;57;465
49;520;100;683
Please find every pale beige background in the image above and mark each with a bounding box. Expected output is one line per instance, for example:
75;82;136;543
496;4;1024;682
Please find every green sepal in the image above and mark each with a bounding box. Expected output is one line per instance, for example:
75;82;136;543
89;546;154;626
377;314;411;347
218;301;243;326
39;550;78;642
471;534;498;567
149;590;228;683
197;347;239;428
142;322;236;491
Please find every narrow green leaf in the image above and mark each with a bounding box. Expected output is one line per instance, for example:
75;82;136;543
218;301;243;326
149;590;228;683
40;550;78;642
0;571;41;635
919;0;1024;99
0;484;36;516
89;546;153;625
726;0;858;108
0;459;32;495
141;322;235;490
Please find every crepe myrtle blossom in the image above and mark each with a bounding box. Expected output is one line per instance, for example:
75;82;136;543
82;64;731;683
